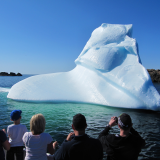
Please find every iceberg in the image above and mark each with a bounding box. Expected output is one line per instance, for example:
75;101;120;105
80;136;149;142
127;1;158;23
7;24;160;111
0;87;10;93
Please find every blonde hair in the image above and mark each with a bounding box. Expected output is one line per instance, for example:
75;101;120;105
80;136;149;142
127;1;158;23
30;114;46;135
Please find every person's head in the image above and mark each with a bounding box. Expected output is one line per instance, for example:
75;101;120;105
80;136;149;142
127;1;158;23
118;113;132;131
30;114;46;135
10;110;22;122
72;113;87;131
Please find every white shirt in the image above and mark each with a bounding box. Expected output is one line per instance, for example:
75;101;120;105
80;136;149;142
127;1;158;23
7;124;28;147
23;132;53;160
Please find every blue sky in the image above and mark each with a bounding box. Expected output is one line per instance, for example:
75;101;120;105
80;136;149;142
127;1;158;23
0;0;160;74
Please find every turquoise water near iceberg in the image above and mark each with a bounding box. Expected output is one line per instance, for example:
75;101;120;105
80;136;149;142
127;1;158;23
0;75;160;160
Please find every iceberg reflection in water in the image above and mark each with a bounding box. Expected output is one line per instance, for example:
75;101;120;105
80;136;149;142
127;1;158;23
7;24;160;111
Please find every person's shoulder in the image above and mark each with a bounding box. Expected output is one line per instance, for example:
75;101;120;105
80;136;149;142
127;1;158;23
87;136;103;153
7;124;14;128
41;132;52;137
129;133;145;143
87;135;102;144
88;136;99;141
23;131;31;137
106;133;116;138
0;130;7;141
60;139;73;150
19;124;27;128
104;133;118;142
23;132;31;142
0;130;5;135
42;132;50;135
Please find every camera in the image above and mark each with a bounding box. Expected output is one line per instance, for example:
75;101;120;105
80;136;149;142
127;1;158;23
115;117;118;124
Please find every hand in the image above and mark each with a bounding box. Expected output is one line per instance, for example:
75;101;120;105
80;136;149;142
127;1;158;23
66;132;75;141
2;129;6;134
53;141;58;149
109;116;118;127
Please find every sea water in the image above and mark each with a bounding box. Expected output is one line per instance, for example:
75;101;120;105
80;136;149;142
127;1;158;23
0;75;160;160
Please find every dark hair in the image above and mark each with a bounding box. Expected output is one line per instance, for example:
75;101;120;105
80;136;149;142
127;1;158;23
118;113;132;131
73;113;87;131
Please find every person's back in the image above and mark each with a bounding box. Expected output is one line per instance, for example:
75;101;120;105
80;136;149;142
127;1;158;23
7;110;28;160
7;123;28;146
105;130;145;160
53;114;103;160
22;114;58;160
60;134;102;160
98;113;145;160
69;136;101;160
0;129;10;160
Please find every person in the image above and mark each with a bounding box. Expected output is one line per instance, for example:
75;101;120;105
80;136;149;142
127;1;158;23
98;113;145;160
0;129;10;160
53;113;103;160
22;113;58;160
6;110;28;160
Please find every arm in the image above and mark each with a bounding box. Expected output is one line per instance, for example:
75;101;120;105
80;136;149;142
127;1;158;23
3;140;10;151
1;129;10;151
53;132;74;160
66;132;74;141
98;116;117;139
2;129;6;134
53;142;67;160
98;125;111;138
7;127;10;138
98;117;117;151
98;125;111;151
22;132;27;147
47;141;58;155
24;125;28;134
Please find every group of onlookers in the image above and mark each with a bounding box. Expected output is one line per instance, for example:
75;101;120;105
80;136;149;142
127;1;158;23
0;110;145;160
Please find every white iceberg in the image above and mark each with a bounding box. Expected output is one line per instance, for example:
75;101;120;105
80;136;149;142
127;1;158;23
0;87;10;93
7;24;160;111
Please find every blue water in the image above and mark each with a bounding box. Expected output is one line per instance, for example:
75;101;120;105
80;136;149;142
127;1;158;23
0;75;160;160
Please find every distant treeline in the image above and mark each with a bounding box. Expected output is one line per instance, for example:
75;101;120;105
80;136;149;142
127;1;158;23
0;72;22;76
0;70;160;82
147;69;160;83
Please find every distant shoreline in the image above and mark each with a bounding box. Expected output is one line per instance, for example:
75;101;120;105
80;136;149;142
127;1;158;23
0;70;160;83
0;72;22;76
147;69;160;83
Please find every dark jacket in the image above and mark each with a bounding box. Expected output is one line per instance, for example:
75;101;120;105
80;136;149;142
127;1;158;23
53;134;103;160
98;126;145;160
0;130;8;160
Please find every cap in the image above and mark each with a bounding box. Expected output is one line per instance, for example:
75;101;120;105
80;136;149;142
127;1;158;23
118;113;132;129
10;110;22;121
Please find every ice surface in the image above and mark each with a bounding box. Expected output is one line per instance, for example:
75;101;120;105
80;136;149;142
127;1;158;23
7;24;160;111
0;87;10;92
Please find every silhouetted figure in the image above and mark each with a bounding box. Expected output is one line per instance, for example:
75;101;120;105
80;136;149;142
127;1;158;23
98;113;145;160
53;113;103;160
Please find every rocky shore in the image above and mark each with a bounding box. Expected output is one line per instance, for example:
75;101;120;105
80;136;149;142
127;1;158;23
0;70;160;82
0;72;22;76
147;69;160;83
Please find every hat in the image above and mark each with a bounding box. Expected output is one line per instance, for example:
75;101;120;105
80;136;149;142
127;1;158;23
10;110;22;121
118;113;132;129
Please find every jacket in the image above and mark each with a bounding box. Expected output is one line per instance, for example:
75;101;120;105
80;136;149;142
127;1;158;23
98;126;145;160
53;134;103;160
